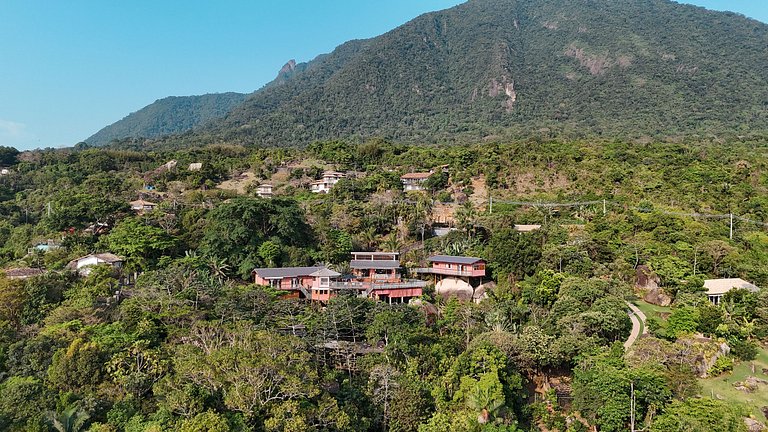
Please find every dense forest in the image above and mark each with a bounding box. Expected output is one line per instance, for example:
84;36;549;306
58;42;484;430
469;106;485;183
85;0;768;148
86;93;248;147
0;137;766;431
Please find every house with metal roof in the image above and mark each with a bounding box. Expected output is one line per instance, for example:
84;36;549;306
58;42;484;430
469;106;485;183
703;278;759;305
253;252;425;303
416;255;489;302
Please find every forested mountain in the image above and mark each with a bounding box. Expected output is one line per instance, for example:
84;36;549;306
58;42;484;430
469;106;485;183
205;0;768;145
87;0;768;148
85;92;247;146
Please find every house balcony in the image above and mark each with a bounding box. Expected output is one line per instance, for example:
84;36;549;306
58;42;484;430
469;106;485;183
414;268;486;277
328;279;427;295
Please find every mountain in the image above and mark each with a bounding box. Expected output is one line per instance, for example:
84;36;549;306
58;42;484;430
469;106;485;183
95;0;768;147
85;92;247;146
206;0;768;145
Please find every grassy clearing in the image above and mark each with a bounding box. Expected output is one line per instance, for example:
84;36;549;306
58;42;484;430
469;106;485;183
700;346;768;421
631;298;671;322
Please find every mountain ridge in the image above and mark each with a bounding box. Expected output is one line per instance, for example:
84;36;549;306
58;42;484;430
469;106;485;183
90;0;768;147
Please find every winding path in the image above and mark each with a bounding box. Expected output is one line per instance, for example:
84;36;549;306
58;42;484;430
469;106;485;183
624;301;648;349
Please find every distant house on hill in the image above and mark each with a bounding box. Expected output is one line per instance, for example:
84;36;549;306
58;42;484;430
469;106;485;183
256;184;273;198
401;171;434;192
3;268;44;279
67;253;124;276
0;168;9;176
704;278;759;305
310;171;345;193
130;199;158;214
514;224;542;232
188;163;203;171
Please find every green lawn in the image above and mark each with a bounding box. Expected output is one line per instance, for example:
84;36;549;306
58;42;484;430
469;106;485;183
631;298;671;322
700;347;768;421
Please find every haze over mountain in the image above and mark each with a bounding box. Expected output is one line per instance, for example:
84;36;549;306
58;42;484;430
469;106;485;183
88;0;768;147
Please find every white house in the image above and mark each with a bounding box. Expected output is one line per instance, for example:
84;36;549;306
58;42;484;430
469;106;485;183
257;184;273;198
188;163;203;171
703;278;759;305
400;171;434;191
0;168;9;176
67;253;124;276
310;171;345;193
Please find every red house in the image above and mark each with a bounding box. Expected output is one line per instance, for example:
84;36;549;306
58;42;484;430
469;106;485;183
253;266;339;299
253;252;426;303
344;252;425;303
426;255;486;278
417;255;488;301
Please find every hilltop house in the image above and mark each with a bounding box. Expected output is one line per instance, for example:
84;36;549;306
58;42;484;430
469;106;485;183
67;253;124;276
253;252;425;303
130;199;158;214
400;171;434;192
188;163;203;171
256;184;273;198
417;255;489;302
703;278;759;305
0;168;9;176
310;171;345;193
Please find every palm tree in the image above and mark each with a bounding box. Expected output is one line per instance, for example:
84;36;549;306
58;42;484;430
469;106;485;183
47;404;90;432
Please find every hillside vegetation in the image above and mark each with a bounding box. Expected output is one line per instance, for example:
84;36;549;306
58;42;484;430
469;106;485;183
85;92;247;147
0;138;766;430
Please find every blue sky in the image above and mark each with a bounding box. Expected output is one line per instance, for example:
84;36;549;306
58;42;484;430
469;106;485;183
0;0;766;151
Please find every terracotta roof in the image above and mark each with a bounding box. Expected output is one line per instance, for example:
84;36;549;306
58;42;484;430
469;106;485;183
704;278;759;296
3;268;44;278
429;255;484;265
401;172;433;180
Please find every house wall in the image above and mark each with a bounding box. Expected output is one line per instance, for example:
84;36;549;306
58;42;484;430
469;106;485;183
371;287;422;299
431;262;486;277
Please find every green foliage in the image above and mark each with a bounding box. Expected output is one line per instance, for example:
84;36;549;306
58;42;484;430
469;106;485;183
707;355;733;376
104;218;177;272
650;398;748;432
666;306;700;339
86;93;248;146
193;0;768;147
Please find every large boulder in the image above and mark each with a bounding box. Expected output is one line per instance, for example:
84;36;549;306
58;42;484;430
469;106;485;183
435;278;474;301
635;265;660;290
643;287;673;307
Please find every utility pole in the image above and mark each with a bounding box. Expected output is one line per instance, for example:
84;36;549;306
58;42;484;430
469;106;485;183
603;199;607;215
489;196;493;214
630;381;635;432
730;213;734;240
